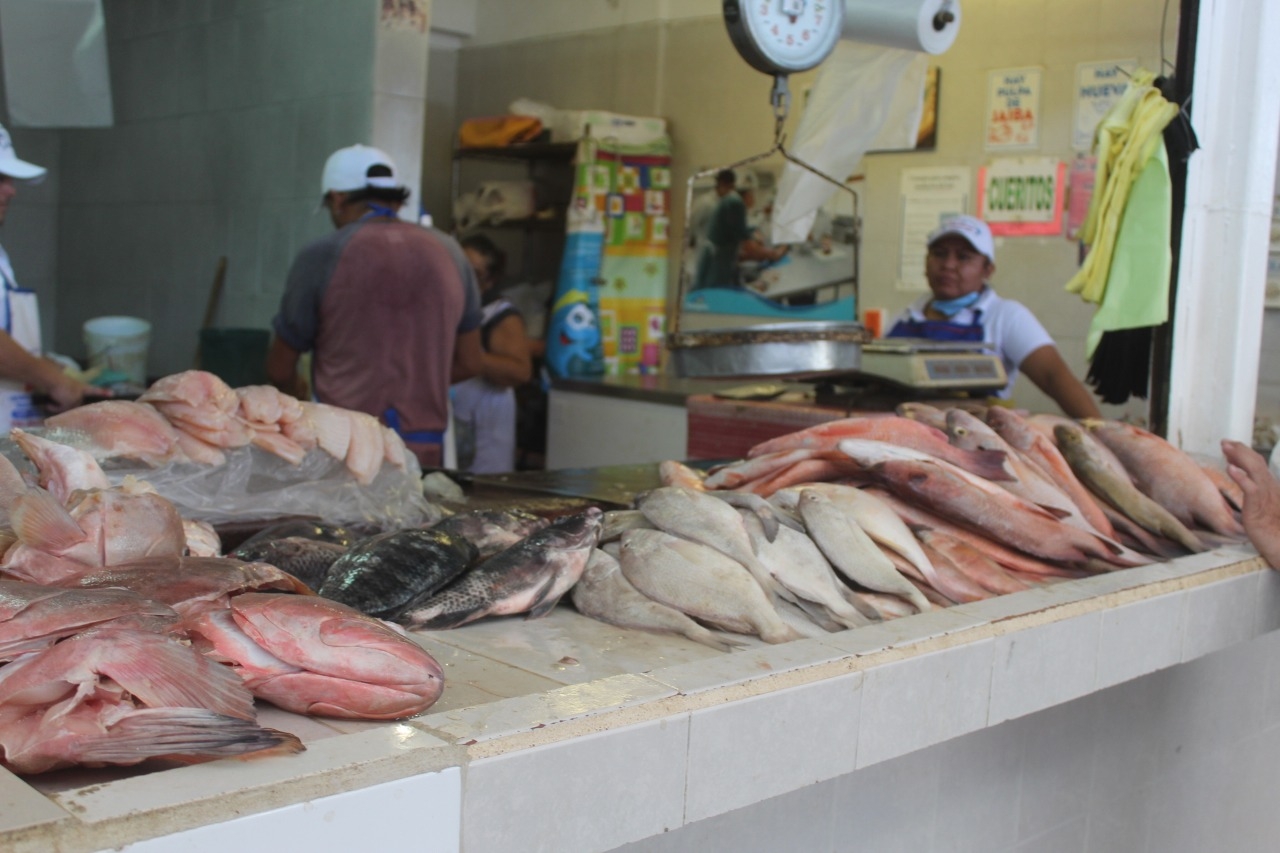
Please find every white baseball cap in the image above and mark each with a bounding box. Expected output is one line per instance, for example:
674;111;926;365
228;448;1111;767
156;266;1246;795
0;124;46;183
928;215;995;263
320;144;401;194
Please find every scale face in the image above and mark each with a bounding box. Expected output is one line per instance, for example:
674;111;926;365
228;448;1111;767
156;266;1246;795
723;0;844;75
859;338;1008;392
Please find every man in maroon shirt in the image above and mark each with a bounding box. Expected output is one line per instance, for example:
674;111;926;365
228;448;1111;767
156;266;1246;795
267;144;483;468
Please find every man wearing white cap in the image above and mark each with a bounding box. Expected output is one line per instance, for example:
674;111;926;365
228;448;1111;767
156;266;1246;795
0;124;96;426
267;143;484;468
887;214;1101;418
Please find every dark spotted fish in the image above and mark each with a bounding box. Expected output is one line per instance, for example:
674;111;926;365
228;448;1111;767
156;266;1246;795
318;528;477;618
231;537;348;591
431;509;550;560
400;507;602;630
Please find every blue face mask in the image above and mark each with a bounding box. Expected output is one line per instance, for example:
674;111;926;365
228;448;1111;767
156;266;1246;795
930;290;982;317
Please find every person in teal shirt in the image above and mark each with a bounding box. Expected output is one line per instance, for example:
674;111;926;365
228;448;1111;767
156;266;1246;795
691;171;787;290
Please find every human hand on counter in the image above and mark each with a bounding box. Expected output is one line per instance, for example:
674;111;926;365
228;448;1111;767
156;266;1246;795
44;372;107;412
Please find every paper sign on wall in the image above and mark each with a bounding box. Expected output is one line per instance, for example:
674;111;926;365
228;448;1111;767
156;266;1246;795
1074;60;1138;151
985;67;1042;151
897;166;972;291
977;157;1066;236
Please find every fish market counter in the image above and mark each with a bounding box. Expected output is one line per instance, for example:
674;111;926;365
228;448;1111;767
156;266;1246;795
3;527;1279;852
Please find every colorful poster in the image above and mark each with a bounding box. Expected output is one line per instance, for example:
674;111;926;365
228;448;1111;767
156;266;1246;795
977;157;1066;236
1074;60;1138;151
985;67;1042;151
590;138;671;376
544;142;606;379
897;166;972;291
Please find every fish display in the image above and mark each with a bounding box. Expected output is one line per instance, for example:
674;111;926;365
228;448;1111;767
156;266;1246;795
318;528;478;618
401;508;602;630
430;508;551;559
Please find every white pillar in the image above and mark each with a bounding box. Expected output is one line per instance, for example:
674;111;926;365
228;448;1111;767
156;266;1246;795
1167;0;1280;454
372;0;432;222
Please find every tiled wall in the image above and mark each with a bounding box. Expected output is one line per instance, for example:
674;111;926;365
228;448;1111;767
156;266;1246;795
614;626;1280;853
454;0;1184;422
40;0;379;377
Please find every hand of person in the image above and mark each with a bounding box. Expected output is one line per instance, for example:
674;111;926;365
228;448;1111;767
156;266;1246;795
44;373;105;413
1222;439;1280;568
772;245;789;262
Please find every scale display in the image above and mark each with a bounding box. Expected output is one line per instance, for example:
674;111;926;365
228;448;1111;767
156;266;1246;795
858;338;1007;392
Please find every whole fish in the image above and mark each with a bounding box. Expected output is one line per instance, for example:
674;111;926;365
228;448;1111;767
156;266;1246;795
797;490;932;613
895;401;950;431
709;491;805;540
1054;423;1206;553
400;508;602;630
855;446;1130;565
903;541;988;603
747;415;1013;482
431;508;550;559
617;528;802;644
231;537;348;590
571;548;744;652
185;593;445;719
318;528;478;618
740;511;875;629
1086;420;1246;538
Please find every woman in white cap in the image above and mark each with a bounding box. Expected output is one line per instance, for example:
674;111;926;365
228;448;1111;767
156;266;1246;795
0;124;96;426
887;214;1101;419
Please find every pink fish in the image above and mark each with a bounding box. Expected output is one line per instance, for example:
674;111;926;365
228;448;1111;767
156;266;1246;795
1086;420;1246;538
74;557;314;617
185;593;444;720
0;580;178;661
747;416;1013;482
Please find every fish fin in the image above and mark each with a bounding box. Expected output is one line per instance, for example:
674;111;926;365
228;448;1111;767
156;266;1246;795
10;488;87;553
525;572;566;619
1035;503;1074;519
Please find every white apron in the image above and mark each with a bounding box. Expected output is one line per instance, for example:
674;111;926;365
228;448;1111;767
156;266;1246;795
0;245;44;431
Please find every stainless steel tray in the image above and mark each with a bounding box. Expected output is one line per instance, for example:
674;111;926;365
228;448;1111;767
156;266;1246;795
667;321;869;379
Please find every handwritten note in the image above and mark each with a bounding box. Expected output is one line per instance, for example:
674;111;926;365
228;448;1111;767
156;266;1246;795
985;67;1042;151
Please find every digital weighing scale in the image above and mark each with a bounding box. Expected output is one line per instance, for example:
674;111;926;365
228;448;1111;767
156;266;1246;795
855;338;1007;393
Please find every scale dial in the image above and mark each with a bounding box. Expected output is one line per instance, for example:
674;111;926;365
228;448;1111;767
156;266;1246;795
723;0;844;76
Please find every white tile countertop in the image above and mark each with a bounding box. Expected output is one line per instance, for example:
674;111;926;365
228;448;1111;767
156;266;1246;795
1;543;1275;853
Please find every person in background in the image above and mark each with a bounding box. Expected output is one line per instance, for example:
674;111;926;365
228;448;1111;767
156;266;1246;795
451;233;533;474
691;170;788;290
267;143;483;468
887;215;1102;419
687;168;736;251
0;124;96;425
1222;439;1280;568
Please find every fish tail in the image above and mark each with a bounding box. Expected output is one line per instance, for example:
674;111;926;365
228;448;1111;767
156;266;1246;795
73;708;305;764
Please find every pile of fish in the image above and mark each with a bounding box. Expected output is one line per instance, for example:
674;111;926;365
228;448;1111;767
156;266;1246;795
0;433;445;775
249;507;606;632
607;404;1249;635
43;369;409;485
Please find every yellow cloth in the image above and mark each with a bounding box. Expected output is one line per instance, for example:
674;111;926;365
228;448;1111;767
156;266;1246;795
1066;69;1179;303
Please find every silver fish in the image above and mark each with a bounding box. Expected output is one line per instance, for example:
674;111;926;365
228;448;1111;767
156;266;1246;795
618;528;803;645
571;548;745;652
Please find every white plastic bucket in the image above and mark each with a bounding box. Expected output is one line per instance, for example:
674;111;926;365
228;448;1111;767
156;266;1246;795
83;315;150;384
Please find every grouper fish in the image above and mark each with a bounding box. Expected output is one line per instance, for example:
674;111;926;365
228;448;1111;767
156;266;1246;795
318;528;478;618
400;507;602;630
